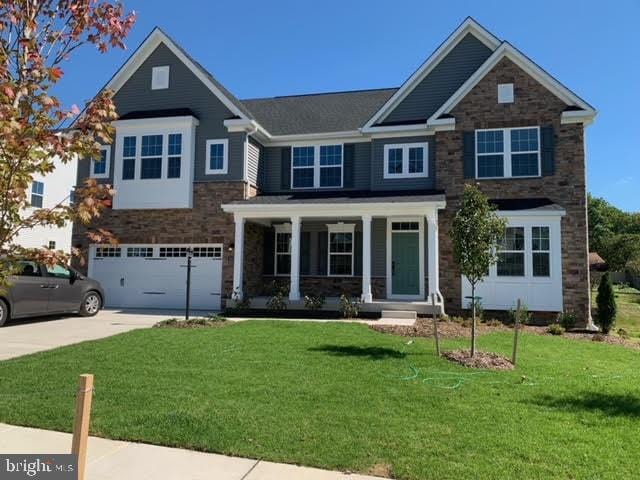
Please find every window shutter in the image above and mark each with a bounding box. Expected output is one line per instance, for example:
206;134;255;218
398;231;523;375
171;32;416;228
318;231;328;275
280;147;291;190
463;131;475;178
354;231;363;276
301;231;311;275
541;126;555;176
343;144;355;188
263;227;275;275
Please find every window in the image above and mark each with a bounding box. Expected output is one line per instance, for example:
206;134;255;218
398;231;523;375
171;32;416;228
476;127;540;179
192;246;222;258
159;246;189;257
95;246;121;257
48;241;56;250
167;133;182;179
91;146;110;178
383;143;428;179
31;181;44;208
206;139;228;174
140;134;163;179
497;227;525;276
17;261;40;277
122;136;136;180
274;225;292;276
328;224;354;276
498;83;514;104
291;144;343;189
151;66;170;90
127;247;154;258
532;226;550;277
46;264;71;279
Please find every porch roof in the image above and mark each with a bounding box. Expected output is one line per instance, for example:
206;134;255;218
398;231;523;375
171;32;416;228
226;189;446;206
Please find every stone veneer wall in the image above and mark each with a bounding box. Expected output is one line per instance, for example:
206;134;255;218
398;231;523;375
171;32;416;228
72;181;261;307
435;57;590;324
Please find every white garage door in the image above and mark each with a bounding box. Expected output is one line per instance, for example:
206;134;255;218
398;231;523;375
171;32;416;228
88;244;223;311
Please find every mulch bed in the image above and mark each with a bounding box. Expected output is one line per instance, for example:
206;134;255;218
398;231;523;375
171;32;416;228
153;317;229;329
370;318;640;350
442;350;515;370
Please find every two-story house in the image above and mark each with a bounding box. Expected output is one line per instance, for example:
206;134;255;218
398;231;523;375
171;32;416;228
73;18;596;324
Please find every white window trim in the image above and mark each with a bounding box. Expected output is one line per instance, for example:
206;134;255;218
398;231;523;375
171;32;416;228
151;65;170;90
383;142;429;179
498;83;514;104
205;139;229;175
475;126;541;179
91;145;111;179
291;144;344;189
30;180;44;208
117;131;184;181
327;223;355;277
496;227;526;278
489;223;554;280
274;223;292;277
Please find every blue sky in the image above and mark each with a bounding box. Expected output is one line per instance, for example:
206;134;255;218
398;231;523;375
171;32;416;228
57;0;639;211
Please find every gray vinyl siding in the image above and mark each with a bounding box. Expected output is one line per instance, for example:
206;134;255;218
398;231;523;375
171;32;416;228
247;137;261;186
383;33;493;124
81;43;246;186
371;136;436;190
259;142;371;193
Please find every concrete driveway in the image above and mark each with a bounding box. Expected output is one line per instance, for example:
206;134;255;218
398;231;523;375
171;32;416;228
0;309;196;361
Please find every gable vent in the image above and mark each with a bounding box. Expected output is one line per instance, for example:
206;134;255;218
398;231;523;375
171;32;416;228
151;66;170;90
498;83;514;104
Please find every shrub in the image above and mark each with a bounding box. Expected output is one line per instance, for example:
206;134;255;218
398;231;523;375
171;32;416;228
304;294;325;311
557;311;577;330
466;297;484;322
546;324;565;336
266;290;288;311
617;328;630;339
596;273;617;334
508;302;531;325
485;319;503;327
339;294;360;319
231;288;251;310
154;317;227;328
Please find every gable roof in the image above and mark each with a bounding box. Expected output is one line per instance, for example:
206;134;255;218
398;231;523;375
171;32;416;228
427;41;596;124
241;88;397;136
362;17;501;130
92;27;253;121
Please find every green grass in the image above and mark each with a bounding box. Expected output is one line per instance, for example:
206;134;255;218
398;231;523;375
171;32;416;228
1;321;639;479
607;284;640;339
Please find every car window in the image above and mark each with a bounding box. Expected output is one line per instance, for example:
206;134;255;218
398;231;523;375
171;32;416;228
46;264;71;279
17;261;41;277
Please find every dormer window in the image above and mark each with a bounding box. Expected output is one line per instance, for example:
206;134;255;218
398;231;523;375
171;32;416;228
151;66;170;90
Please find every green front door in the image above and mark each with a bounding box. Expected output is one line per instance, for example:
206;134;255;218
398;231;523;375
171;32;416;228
391;232;420;296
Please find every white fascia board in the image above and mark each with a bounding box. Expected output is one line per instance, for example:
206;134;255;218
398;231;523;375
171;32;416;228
496;210;566;218
428;42;597;123
222;200;447;219
362;18;501;129
561;110;597;125
74;28;250;127
112;115;199;131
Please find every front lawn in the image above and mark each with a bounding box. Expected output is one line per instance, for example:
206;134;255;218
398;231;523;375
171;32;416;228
605;284;640;339
1;321;639;479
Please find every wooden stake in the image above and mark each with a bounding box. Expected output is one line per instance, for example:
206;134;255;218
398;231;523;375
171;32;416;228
512;299;521;366
71;374;94;480
431;293;441;357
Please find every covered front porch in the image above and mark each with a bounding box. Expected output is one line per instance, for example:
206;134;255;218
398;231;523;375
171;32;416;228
222;191;447;315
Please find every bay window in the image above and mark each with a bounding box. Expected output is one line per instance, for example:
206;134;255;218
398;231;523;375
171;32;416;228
476;127;540;179
140;134;163;179
497;227;525;276
292;144;343;189
328;223;354;276
495;225;552;278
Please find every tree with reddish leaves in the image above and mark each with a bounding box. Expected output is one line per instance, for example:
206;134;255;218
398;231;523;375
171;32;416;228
0;1;135;288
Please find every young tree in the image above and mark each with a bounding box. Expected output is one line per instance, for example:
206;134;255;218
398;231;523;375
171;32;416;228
596;272;617;334
0;1;136;288
452;184;506;357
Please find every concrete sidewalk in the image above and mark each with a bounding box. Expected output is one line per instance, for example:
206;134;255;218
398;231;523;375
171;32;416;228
0;424;382;480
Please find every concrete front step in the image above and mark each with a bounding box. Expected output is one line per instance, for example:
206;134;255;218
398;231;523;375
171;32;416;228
381;310;417;320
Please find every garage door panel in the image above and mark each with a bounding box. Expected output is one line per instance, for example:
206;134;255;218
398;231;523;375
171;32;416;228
89;244;222;311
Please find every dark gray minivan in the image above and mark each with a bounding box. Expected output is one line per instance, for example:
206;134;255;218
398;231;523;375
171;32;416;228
0;261;105;326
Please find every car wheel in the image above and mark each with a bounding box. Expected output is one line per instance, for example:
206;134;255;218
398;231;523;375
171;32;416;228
80;291;102;317
0;299;8;326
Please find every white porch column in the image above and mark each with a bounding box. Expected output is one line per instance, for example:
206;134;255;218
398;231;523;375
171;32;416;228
361;214;373;303
232;214;245;300
427;212;442;303
289;215;301;301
